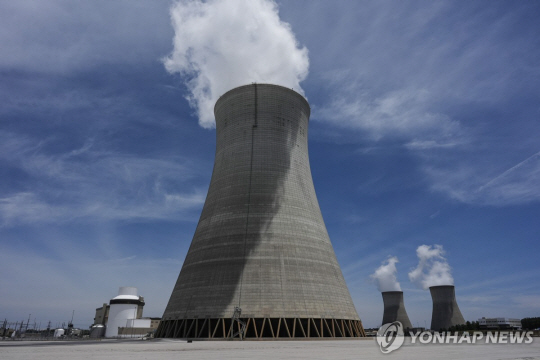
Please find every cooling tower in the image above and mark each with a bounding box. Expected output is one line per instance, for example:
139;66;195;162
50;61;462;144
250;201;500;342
429;285;466;331
381;291;413;329
156;84;364;339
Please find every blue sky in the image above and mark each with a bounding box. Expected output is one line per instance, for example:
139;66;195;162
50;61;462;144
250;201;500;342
1;0;539;329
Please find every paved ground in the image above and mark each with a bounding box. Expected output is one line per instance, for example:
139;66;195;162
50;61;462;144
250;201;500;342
1;338;539;359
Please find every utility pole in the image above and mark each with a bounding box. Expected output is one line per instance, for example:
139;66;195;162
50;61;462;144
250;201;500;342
68;310;75;336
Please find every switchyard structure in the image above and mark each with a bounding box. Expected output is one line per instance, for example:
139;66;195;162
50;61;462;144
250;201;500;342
156;84;364;339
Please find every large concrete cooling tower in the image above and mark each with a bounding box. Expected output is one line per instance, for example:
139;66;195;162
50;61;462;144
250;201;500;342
429;285;466;331
156;84;364;339
381;291;413;329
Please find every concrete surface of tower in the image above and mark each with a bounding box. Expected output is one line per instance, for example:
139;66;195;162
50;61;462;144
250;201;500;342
381;291;413;329
430;285;466;331
156;84;364;339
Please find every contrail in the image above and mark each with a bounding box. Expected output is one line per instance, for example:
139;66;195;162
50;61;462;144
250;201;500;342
478;150;540;192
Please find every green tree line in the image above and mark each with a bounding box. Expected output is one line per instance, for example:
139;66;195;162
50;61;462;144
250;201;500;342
521;317;540;330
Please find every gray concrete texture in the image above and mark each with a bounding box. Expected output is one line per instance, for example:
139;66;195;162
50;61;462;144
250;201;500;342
381;291;413;329
430;285;466;331
161;84;360;322
2;339;539;360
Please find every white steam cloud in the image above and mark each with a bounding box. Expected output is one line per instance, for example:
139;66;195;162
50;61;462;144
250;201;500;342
370;256;402;292
408;244;454;290
164;0;309;128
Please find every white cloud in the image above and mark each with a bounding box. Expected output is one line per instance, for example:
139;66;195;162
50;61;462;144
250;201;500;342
405;140;461;150
476;151;540;205
370;256;402;292
0;192;64;225
0;1;172;73
304;3;539;207
0;184;205;227
314;75;460;142
424;151;540;206
0;132;206;226
164;0;309;128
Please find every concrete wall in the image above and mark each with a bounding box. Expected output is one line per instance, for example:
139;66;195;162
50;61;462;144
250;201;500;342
127;319;151;328
162;84;360;322
117;327;154;337
93;303;109;325
381;291;413;329
430;285;466;331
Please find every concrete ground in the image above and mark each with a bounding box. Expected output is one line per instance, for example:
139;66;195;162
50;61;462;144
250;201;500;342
1;338;539;359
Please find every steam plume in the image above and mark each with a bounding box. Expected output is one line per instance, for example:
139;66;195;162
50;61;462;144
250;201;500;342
164;0;309;128
408;244;454;289
370;256;402;292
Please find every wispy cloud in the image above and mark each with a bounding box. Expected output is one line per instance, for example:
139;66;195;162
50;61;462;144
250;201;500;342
0;1;172;73
306;2;540;207
314;75;460;142
0;132;206;226
475;151;540;205
424;151;540;206
405;140;461;150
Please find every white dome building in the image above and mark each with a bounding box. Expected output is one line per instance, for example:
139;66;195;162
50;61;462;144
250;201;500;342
104;287;145;337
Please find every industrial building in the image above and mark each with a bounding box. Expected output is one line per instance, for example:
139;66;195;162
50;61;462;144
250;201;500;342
156;84;364;339
478;317;522;330
430;285;466;331
92;287;160;338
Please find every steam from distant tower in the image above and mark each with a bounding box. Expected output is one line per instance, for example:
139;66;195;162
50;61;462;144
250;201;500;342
372;257;412;328
408;244;454;289
370;256;401;292
164;0;309;128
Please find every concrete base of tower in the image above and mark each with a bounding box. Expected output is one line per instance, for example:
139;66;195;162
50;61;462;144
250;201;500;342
156;318;365;339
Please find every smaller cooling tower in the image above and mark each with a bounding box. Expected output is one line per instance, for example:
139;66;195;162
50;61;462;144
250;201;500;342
381;291;413;329
429;285;465;331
